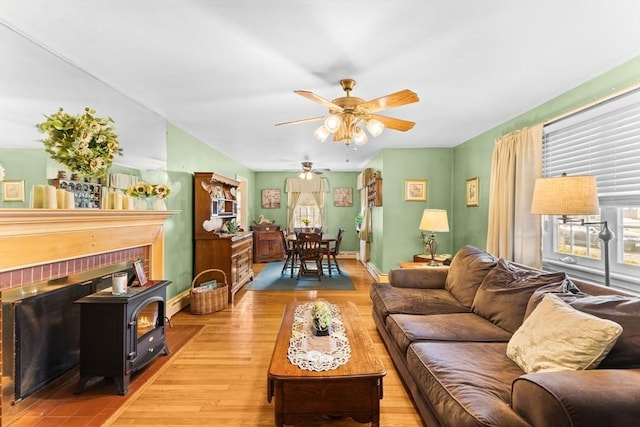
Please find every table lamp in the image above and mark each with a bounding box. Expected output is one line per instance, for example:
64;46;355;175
531;174;614;286
419;209;449;266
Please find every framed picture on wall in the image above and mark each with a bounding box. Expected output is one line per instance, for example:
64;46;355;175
466;177;479;207
333;187;353;207
2;180;25;202
261;189;281;208
404;179;428;201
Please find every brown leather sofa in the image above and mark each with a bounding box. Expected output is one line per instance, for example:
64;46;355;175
371;245;640;426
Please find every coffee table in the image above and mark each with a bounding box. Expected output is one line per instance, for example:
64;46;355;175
267;301;386;426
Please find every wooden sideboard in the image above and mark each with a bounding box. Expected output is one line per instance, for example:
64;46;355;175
251;223;284;263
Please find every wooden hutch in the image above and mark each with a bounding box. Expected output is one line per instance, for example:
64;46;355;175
193;172;253;303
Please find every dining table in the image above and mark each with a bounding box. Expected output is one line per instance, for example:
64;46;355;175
285;233;336;277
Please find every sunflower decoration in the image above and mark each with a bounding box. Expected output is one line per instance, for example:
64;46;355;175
37;107;121;179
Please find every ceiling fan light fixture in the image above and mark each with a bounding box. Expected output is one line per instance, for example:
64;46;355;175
313;125;330;142
299;171;313;180
324;114;342;133
353;126;368;145
366;118;385;137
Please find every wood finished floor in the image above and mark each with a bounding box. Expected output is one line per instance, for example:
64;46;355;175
7;260;423;426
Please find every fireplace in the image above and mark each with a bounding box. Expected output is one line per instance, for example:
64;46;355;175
2;266;129;402
74;279;170;395
0;209;173;423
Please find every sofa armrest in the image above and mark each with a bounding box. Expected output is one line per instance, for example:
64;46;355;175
512;369;640;427
388;267;449;289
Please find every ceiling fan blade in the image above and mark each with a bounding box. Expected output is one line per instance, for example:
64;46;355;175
294;90;345;112
275;116;324;126
359;89;419;113
370;114;415;132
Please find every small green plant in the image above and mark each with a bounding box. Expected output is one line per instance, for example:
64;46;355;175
355;214;364;231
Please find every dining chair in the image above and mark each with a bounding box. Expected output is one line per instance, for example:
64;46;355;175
295;231;323;280
325;228;345;276
280;229;297;277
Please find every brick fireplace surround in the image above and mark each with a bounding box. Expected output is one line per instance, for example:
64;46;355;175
0;209;173;423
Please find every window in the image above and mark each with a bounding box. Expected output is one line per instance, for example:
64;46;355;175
541;88;640;292
293;192;320;228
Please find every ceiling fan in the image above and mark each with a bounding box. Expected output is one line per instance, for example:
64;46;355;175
276;78;419;146
298;161;329;180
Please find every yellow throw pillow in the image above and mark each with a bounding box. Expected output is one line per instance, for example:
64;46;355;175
507;293;622;373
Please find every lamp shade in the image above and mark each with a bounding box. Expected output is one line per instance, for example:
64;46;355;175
419;209;449;232
313;125;330;142
531;175;599;215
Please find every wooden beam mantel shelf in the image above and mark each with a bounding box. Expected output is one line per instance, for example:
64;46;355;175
0;209;176;277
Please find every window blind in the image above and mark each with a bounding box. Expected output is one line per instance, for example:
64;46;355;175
543;87;640;206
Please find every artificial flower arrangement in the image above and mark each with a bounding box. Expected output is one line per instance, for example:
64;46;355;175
301;217;311;226
311;300;332;335
222;218;240;234
125;182;172;199
37;107;121;178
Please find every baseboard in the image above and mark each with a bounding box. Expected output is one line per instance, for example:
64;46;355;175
167;289;191;318
361;260;388;283
336;251;358;259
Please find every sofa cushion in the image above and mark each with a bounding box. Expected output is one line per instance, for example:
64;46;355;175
444;245;498;307
507;294;622;373
370;282;469;322
387;313;512;354
471;259;568;333
526;289;640;369
407;342;530;427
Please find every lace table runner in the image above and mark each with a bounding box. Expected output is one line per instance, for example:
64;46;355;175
287;302;351;371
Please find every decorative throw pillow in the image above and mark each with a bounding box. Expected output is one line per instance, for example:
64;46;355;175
507;294;623;373
471;259;568;333
444;245;497;307
526;289;640;369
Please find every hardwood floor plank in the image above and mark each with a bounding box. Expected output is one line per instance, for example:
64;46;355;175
105;260;423;426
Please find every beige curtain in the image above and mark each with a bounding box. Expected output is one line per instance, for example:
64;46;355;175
285;178;329;231
486;124;543;267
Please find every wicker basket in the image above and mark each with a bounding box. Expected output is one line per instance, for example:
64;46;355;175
190;269;228;315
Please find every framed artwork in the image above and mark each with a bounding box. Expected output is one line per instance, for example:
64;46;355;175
261;189;281;208
333;187;353;207
466;177;479;207
133;259;148;286
2;180;25;202
404;179;428;201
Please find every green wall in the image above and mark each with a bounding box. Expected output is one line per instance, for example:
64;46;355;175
366;148;453;272
253;171;361;252
164;123;255;299
451;55;640;253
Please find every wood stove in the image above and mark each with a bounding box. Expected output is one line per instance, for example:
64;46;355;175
74;279;170;395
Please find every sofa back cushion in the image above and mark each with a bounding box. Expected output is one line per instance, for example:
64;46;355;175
471;259;568;333
444;245;497;307
526;289;640;368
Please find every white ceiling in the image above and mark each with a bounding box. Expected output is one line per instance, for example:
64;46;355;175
1;0;639;173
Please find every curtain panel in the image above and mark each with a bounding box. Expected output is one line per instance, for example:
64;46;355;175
285;178;329;231
486;124;543;267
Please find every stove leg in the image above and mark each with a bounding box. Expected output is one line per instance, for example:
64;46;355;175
74;376;89;394
114;375;130;395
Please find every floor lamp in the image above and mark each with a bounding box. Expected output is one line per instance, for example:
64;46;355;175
531;174;614;286
419;209;449;266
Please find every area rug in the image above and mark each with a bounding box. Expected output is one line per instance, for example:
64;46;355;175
247;261;355;291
